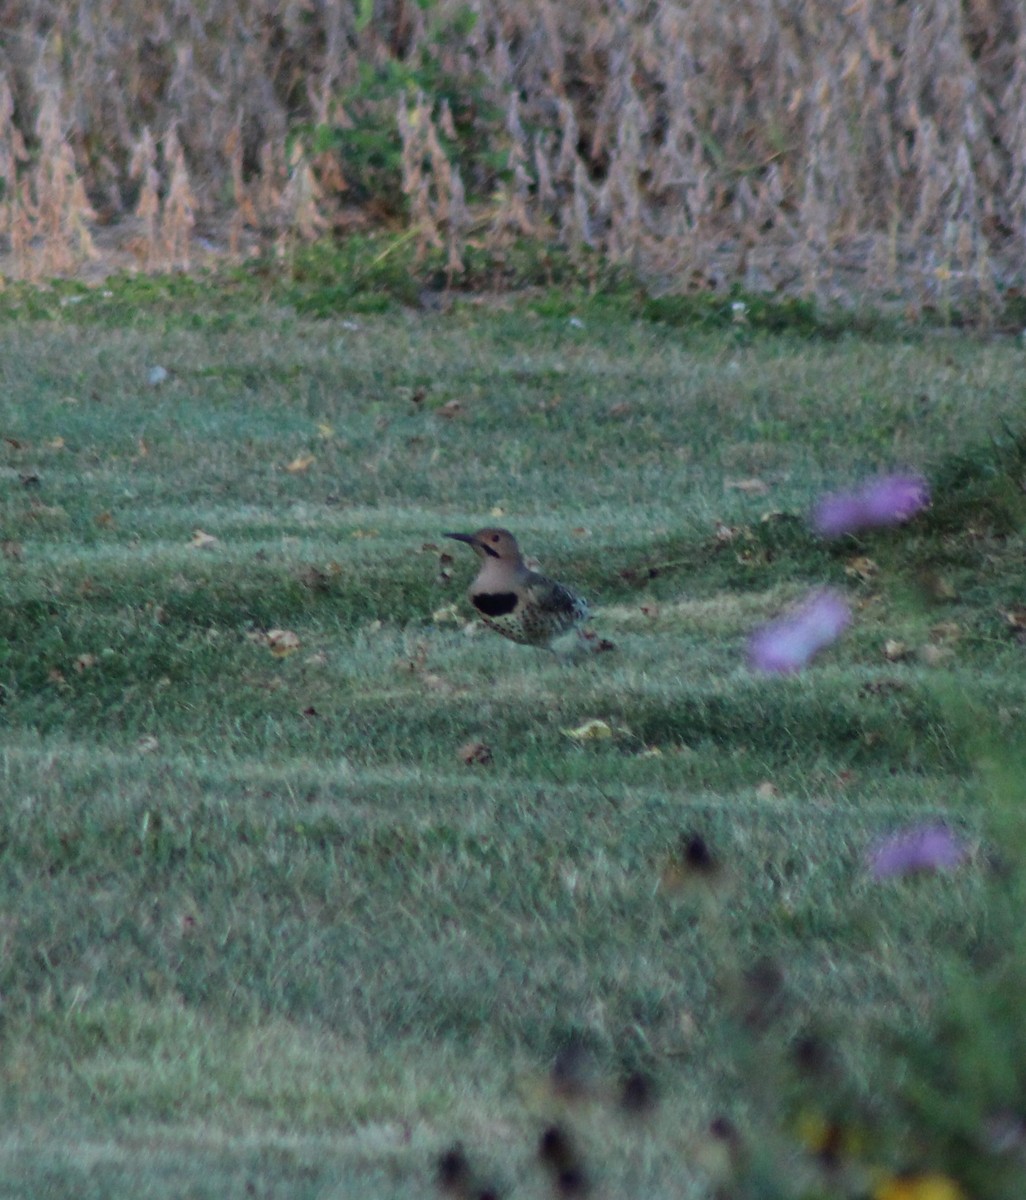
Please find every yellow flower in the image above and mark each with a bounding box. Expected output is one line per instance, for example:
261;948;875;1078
873;1172;967;1200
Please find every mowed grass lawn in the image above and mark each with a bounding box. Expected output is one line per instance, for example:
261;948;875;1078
0;289;1024;1198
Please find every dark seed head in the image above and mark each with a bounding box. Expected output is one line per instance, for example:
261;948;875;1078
538;1124;576;1172
556;1165;590;1196
436;1143;471;1193
549;1034;597;1100
619;1069;658;1115
681;832;717;872
791;1031;833;1078
708;1115;739;1144
739;957;786;1030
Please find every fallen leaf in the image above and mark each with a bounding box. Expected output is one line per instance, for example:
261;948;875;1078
919;643;954;667
578;630;617;652
45;437;65;450
434;399;463;418
136;734;160;754
608;401;631;417
285;454;315;473
725;477;770;495
1003;606;1026;629
929;621;961;643
316;423;334;439
755;781;780;800
918;570;958;601
74;653;98;672
562;718;614;741
3;436;23;450
845;555;879;581
883;639;910;661
489;505;505;518
1;540;23;561
134;438;149;459
190;529;219;549
296;565;330;591
350;528;379;539
94;511;115;528
420;671;450;690
458;740;493;766
640;603;660;619
432;603;462;625
266;629;301;657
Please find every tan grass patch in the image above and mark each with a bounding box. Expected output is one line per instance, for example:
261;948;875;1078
0;1;1022;303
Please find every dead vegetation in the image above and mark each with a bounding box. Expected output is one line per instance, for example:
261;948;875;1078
1;0;1023;307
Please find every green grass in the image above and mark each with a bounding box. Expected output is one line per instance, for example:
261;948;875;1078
0;284;1024;1197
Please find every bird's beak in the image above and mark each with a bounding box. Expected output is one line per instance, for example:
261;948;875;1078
443;532;477;546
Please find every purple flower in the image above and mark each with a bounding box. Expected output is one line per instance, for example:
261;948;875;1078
812;473;930;537
747;588;851;674
867;823;968;880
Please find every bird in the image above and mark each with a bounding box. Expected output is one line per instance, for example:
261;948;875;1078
444;527;591;653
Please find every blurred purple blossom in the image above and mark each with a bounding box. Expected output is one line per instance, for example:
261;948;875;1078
812;473;930;537
867;823;969;880
747;588;852;674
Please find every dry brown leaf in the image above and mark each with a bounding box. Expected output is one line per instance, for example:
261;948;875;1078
918;643;954;667
929;621;961;643
489;505;505;518
136;734;160;754
297;565;330;591
434;399;463;418
285;453;315;473
190;529;219;549
640;603;660;619
458;740;493;766
725;477;770;495
266;629;301;657
45;436;65;451
74;653;97;672
562;719;614;741
95;511;114;528
883;639;910;661
845;556;879;581
755;781;780;800
316;423;334;439
1003;605;1026;629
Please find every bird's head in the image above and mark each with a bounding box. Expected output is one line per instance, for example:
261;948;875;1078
444;527;523;563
